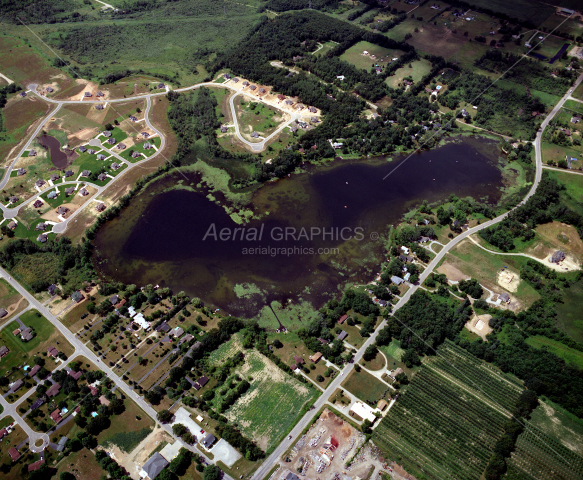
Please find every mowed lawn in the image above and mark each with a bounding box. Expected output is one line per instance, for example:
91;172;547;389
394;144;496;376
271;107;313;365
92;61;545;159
385;59;433;88
342;368;388;405
0;278;26;324
210;338;318;451
546;169;583;217
340;41;404;70
0;310;74;370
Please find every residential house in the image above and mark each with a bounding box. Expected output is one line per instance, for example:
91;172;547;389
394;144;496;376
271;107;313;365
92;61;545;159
232;78;239;83
64;170;74;177
107;138;116;145
57;206;69;216
309;107;317;113
99;395;110;406
111;163;121;170
9;196;18;204
388;367;404;380
223;73;231;80
250;132;259;138
196;376;209;388
37;234;48;243
0;346;8;358
47;347;59;357
171;327;184;338
31;398;44;410
311;117;319;123
142;132;150;138
28;364;40;377
336;330;348;341
19;92;26;98
97;154;107;160
285;99;293;105
79;188;89;196
46;383;61;397
144;142;153;149
309;352;323;363
84;92;92;97
17;168;26;177
377;399;388;411
551;250;566;263
95;203;106;212
156;322;171;333
140;452;169;480
129;116;137;122
132;151;141;159
102;130;112;137
258;88;266;94
35;179;45;188
89;385;98;396
391;275;404;285
78;145;87;153
29;149;36;156
293;355;305;367
242;81;249;86
10;379;23;392
71;291;84;303
56;436;68;452
33;199;44;208
48;285;57;296
20;328;34;342
95;104;104;110
178;334;194;346
68;370;82;381
98;173;108;181
81;170;91;177
201;433;216;449
158;83;165;89
499;292;510;303
64;187;75;195
8;448;21;462
249;85;257;91
47;192;58;203
7;220;17;230
338;314;348;324
0;308;7;318
277;94;285;101
220;126;228;133
50;409;63;423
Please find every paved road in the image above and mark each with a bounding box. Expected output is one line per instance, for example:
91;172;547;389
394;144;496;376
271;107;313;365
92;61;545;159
250;71;583;480
0;266;231;477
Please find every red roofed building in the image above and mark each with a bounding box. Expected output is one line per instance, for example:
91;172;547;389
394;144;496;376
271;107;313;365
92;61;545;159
8;447;20;462
0;428;7;438
338;314;348;324
68;370;82;380
50;409;62;423
46;382;61;398
115;298;127;309
47;347;59;357
12;328;20;336
89;385;98;396
28;460;45;472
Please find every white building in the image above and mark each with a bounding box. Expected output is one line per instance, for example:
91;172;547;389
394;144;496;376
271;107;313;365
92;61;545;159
350;401;378;423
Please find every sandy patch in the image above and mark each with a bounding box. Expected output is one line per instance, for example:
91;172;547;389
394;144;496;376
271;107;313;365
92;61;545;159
544;254;581;272
115;424;172;480
70;80;100;101
497;269;520;293
437;262;469;282
464;314;493;340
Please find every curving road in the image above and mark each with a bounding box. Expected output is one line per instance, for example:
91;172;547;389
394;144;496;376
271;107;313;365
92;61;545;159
0;66;581;478
249;71;583;480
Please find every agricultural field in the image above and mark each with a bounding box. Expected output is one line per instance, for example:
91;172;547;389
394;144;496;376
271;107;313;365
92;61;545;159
208;335;319;450
529;399;583;457
373;341;524;480
342;368;389;405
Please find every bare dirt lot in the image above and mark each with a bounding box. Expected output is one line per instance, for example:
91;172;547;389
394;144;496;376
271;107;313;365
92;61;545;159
465;314;493;340
497;269;520;293
437;262;469;281
284;409;368;478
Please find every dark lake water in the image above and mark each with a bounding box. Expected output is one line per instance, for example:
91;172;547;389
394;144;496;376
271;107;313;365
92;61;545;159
94;136;504;317
38;134;69;168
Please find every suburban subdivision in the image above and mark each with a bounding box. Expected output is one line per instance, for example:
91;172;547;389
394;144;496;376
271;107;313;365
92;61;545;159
0;1;582;480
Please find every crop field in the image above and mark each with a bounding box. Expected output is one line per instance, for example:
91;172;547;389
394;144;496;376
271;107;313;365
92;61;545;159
529;399;583;457
373;341;523;480
506;425;583;480
209;336;318;450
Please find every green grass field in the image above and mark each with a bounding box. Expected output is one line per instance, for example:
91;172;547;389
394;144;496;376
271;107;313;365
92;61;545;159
342;368;388;404
209;336;318;451
546;169;583;217
529;399;583;457
385;59;433;88
340;41;403;71
373;341;525;480
313;41;338;57
525;335;583;369
235;97;286;137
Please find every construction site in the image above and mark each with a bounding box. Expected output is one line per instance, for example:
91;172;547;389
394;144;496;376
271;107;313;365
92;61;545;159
280;409;372;480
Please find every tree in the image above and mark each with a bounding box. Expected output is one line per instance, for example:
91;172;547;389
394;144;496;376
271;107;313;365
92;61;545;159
60;473;76;480
272;339;283;348
203;465;221;480
316;374;324;382
402;348;421;368
172;423;188;437
363;344;378;361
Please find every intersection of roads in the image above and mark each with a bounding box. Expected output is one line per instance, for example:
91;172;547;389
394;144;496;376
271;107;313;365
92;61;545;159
0;71;581;479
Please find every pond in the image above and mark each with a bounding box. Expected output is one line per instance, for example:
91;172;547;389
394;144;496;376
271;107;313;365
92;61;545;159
37;134;70;169
93;136;506;317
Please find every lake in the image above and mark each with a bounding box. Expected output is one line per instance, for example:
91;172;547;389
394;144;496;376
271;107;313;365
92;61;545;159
37;134;70;169
93;136;505;317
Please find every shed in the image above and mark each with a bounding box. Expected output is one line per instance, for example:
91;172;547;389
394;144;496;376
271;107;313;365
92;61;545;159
377;399;388;411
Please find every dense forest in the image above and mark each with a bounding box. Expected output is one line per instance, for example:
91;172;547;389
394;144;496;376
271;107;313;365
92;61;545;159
263;0;338;12
0;83;22;133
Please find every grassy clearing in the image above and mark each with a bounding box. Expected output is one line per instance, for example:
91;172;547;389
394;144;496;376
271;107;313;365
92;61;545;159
0;278;26;323
546;169;583;217
530;399;583;457
526;336;583;369
541;141;582;168
102;427;152;453
385;59;433;89
54;447;103;480
374;341;524;480
12;252;60;288
555;278;583;344
342;368;388;404
340;41;403;70
97;397;154;446
235;96;287;137
209;336;319;450
255;300;319;331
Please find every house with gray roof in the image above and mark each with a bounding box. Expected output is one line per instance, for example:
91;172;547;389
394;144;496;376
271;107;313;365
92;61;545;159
107;138;116;145
37;234;48;243
81;170;91;177
140;453;169;480
64;170;74;177
64;187;75;195
102;130;112;137
391;275;404;285
97;154;107;160
201;433;216;449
